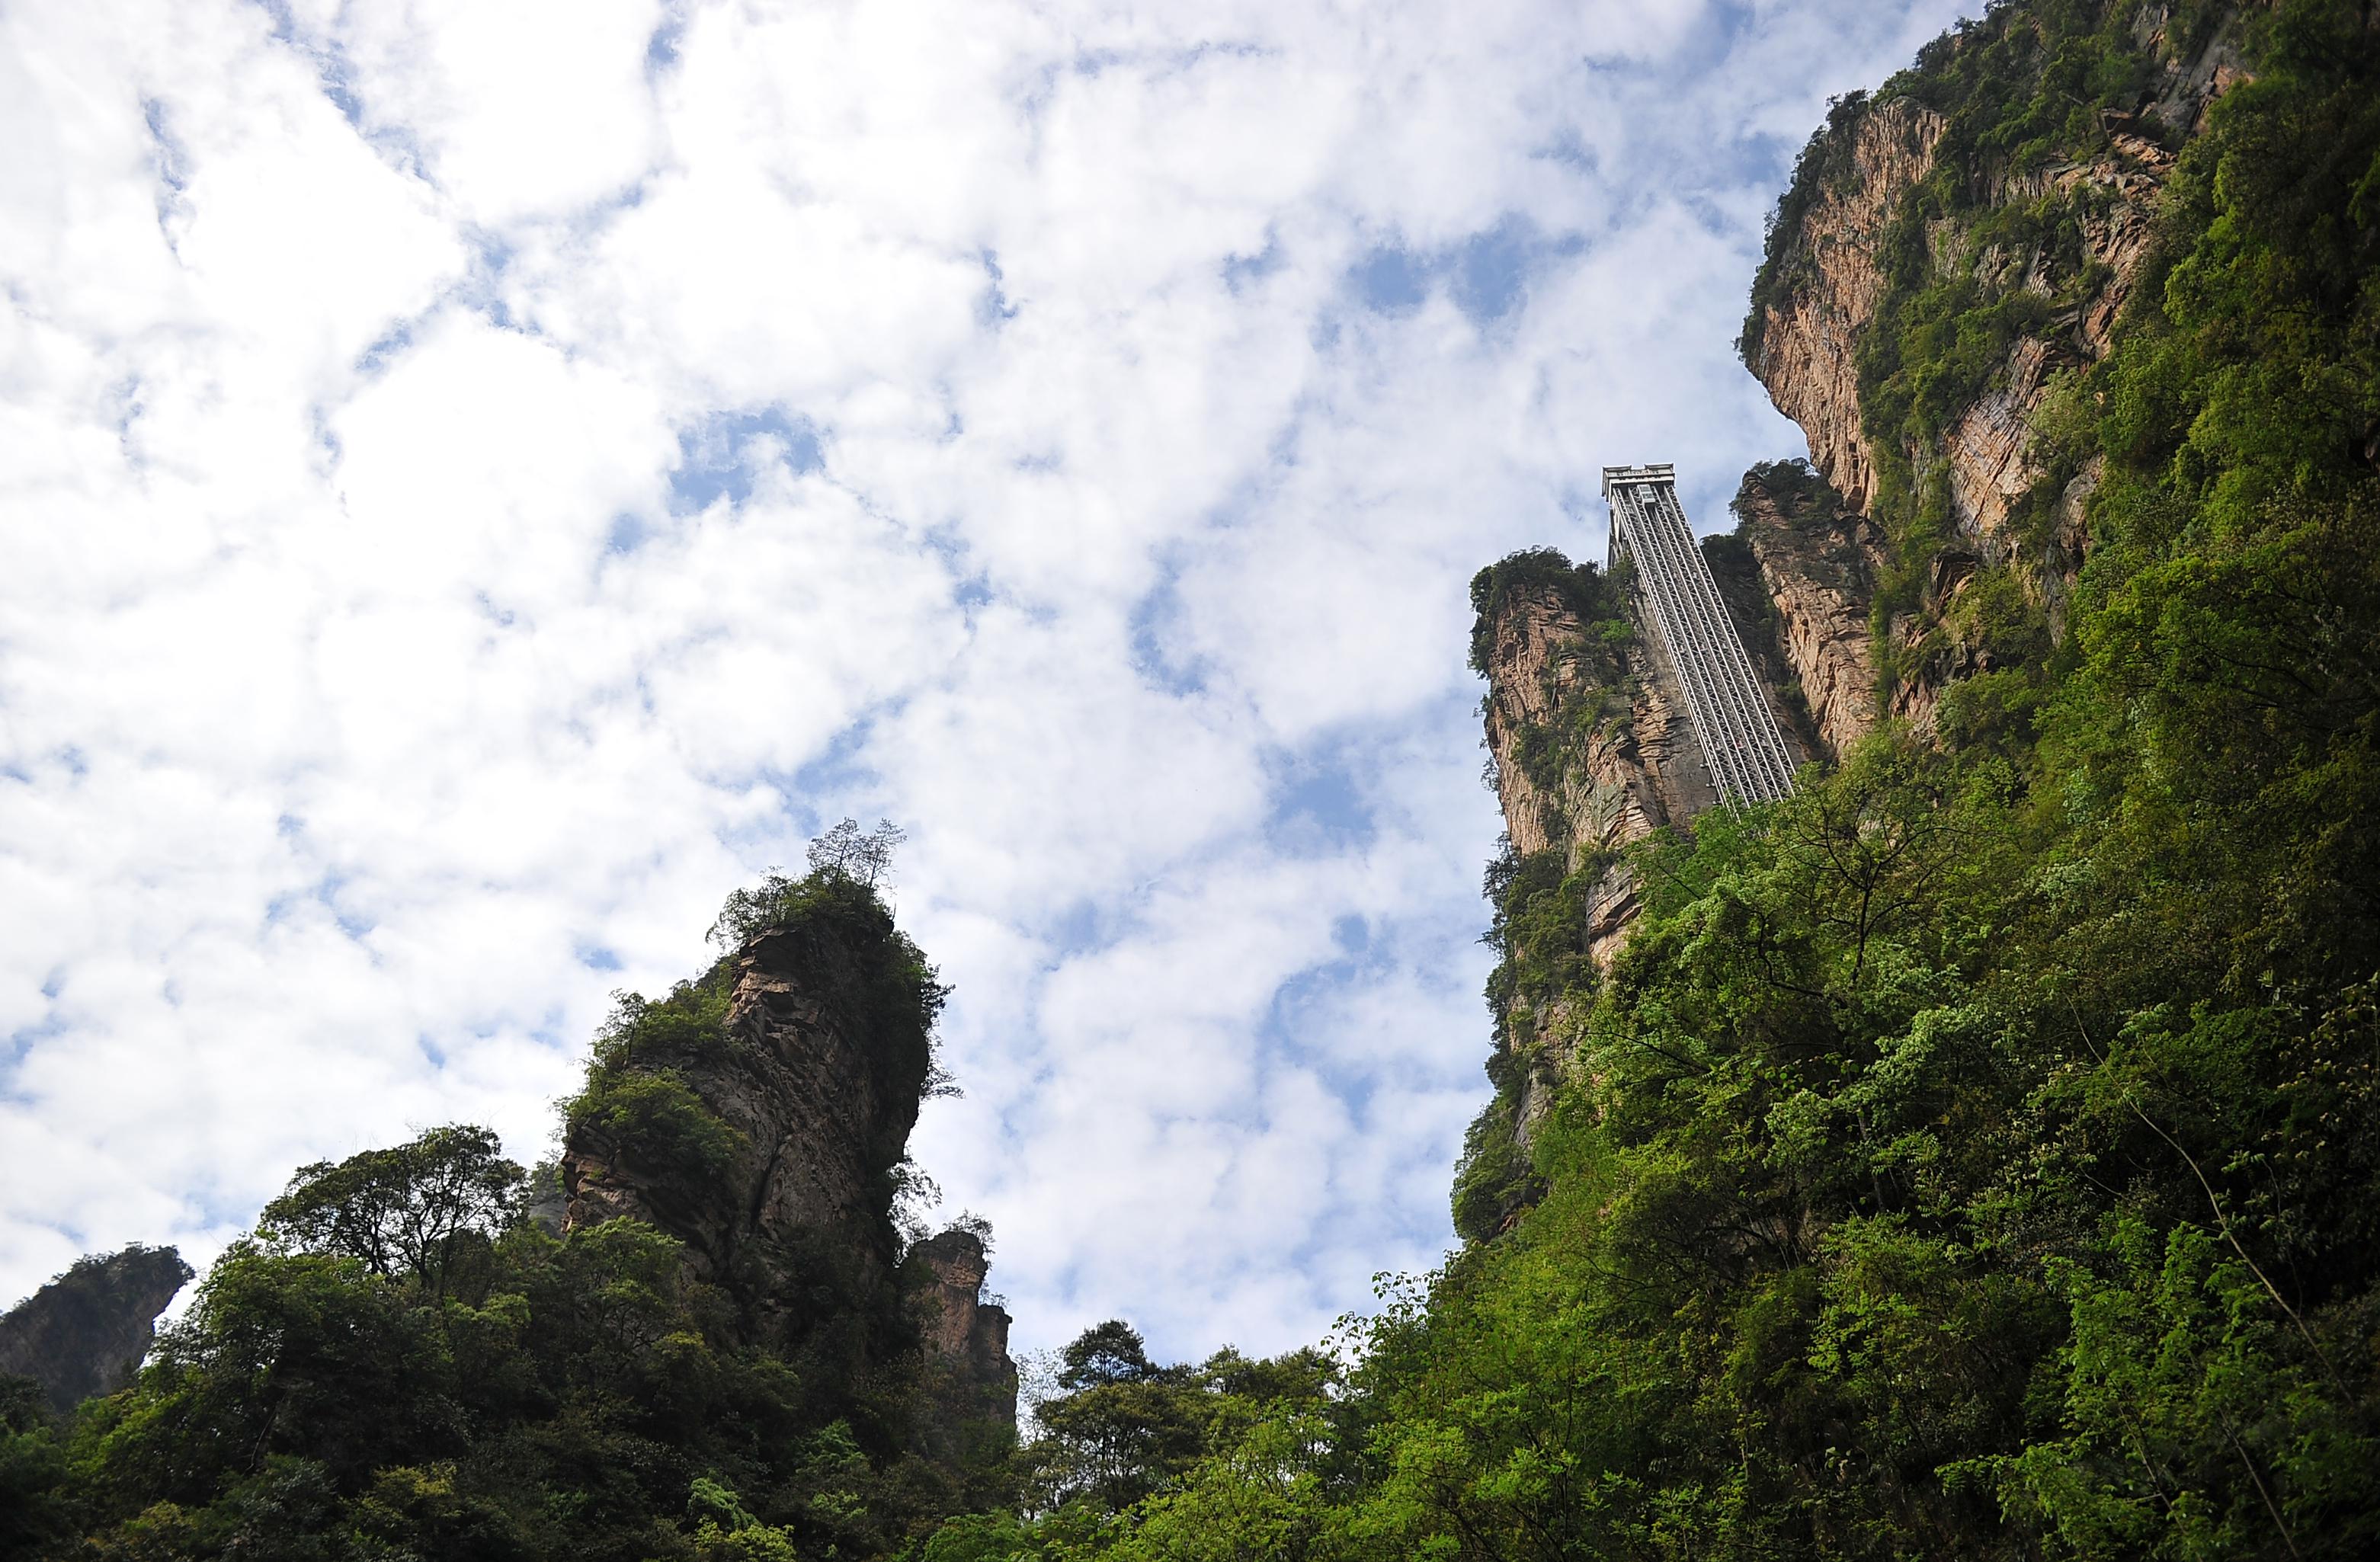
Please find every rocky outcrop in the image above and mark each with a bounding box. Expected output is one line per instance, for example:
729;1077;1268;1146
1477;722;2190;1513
1752;94;2214;544
1703;530;1829;767
562;890;940;1369
1748;98;1946;517
1479;577;1711;967
1470;547;1802;1163
1941;126;2178;557
1482;583;1710;834
1744;14;2246;724
1731;465;1885;760
903;1229;1017;1432
0;1245;191;1415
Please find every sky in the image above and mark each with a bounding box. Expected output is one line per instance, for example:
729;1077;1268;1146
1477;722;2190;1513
0;0;1981;1362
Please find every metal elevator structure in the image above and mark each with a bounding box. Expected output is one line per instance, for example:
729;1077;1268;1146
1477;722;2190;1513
1603;463;1797;807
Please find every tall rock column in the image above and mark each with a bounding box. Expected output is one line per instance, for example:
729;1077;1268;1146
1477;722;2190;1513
1729;463;1885;762
561;876;942;1367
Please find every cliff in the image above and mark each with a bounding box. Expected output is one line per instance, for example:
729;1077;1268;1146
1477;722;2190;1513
1406;4;2380;1549
1459;8;2263;1237
1742;96;1946;518
1457;538;1816;1234
1473;552;1708;970
903;1228;1019;1437
1729;461;1883;760
0;1245;191;1415
1740;5;2248;728
561;869;1014;1411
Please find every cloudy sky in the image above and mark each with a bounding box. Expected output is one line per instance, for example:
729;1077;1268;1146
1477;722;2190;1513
2;0;1975;1359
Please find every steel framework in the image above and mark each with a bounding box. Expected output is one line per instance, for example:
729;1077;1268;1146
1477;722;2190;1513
1603;463;1796;807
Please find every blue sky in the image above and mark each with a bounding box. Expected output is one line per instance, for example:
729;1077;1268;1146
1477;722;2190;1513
0;0;1978;1362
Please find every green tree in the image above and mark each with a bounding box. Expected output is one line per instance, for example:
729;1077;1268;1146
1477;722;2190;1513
258;1125;526;1301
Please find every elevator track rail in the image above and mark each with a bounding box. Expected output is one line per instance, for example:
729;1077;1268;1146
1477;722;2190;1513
1603;463;1796;808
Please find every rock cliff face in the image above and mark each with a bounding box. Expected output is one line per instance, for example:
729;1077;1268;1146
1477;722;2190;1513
560;888;1012;1423
902;1229;1018;1432
1478;575;1710;970
1751;76;2223;555
1936;124;2177;556
1747;98;1946;518
1469;544;1815;1160
1741;8;2245;730
1730;464;1885;762
0;1245;191;1415
1462;4;2256;1238
563;917;923;1343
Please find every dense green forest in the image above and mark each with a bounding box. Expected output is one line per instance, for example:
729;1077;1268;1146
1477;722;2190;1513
5;0;2375;1557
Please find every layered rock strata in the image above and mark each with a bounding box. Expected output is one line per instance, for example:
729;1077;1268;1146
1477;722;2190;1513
562;918;924;1339
903;1229;1018;1432
1744;15;2244;727
1729;466;1885;762
1472;543;1822;1150
562;913;1011;1432
1748;98;1947;517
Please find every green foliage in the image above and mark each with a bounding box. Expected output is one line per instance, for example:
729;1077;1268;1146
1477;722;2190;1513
1027;1326;1210;1515
703;864;951;1106
922;1324;1352;1560
1741;91;1879;365
1481;843;1616;1022
1446;1098;1531;1246
259;1125;525;1301
1465;547;1623;676
0;1381;67;1562
14;1188;1004;1561
2;858;1004;1561
592;978;736;1071
565;1069;749;1186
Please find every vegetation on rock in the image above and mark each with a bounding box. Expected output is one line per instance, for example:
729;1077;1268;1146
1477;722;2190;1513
0;860;1010;1562
899;2;2380;1556
0;1247;191;1420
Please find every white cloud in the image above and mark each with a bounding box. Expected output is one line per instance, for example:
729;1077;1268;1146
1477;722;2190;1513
0;0;1981;1357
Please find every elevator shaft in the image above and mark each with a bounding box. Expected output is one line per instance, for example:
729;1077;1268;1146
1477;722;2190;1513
1603;463;1796;808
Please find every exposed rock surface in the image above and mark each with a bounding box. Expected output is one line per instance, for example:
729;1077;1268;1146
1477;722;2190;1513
1748;98;1946;517
902;1229;1017;1432
1731;466;1885;760
564;919;918;1324
1942;129;2177;555
564;916;927;1359
0;1245;191;1415
1480;584;1712;857
1703;531;1827;769
1745;19;2243;723
1472;556;1806;1151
